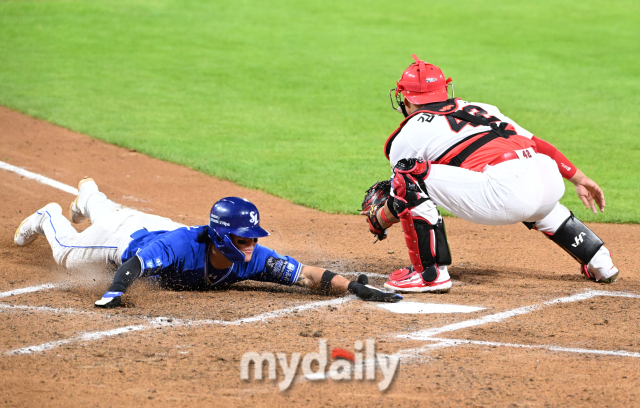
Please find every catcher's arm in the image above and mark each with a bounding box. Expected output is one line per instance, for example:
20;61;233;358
296;266;402;302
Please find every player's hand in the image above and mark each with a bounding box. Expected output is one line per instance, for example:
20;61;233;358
348;276;402;303
94;291;123;308
570;170;605;213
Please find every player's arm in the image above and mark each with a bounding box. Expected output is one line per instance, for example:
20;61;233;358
532;136;605;213
94;256;142;308
296;266;402;303
95;229;189;308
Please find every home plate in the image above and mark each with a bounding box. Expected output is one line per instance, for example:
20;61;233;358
378;302;485;314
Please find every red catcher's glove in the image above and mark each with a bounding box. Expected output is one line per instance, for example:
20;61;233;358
362;180;391;242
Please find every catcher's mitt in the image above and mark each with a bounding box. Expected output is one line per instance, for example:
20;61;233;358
362;180;391;242
362;180;391;212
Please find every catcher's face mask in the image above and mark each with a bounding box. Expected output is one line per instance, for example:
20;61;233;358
389;87;409;118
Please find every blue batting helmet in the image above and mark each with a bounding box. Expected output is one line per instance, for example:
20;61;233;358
208;197;269;263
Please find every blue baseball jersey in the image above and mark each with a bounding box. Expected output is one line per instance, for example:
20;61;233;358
120;226;302;290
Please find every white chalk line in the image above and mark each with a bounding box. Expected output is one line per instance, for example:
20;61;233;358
401;290;636;340
0;303;100;316
391;289;640;361
6;325;150;355
341;272;389;279
396;338;640;359
0;160;78;195
0;283;58;298
5;296;355;355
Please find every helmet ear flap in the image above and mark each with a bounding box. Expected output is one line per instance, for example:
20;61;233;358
221;234;245;263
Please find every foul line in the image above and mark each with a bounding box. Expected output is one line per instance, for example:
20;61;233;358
6;296;355;355
0;161;78;195
0;284;58;298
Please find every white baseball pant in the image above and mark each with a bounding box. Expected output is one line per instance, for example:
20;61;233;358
41;190;184;269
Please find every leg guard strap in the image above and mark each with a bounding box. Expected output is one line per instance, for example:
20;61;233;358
548;212;604;265
398;211;452;282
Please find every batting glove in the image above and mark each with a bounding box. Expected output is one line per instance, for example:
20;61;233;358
348;275;402;303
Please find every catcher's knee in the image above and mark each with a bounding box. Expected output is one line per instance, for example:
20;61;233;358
547;212;604;265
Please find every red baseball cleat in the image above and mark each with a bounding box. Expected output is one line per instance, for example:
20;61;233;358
385;266;451;293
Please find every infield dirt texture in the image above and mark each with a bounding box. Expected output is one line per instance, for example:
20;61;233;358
2;106;640;406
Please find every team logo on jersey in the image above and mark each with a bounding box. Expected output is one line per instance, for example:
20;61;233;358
249;211;259;225
439;104;455;112
425;78;437;83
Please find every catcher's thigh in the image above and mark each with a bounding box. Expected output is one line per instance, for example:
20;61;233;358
425;154;564;226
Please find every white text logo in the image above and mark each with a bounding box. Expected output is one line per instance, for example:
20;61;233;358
249;211;258;225
240;339;399;391
572;232;586;247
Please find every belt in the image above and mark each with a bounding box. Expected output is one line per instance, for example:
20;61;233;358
487;147;537;167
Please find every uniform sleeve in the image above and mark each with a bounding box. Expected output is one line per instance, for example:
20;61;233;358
136;229;192;275
532;136;577;179
388;119;423;167
239;245;302;285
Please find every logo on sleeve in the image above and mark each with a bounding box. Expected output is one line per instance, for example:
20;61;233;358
265;256;287;279
283;263;296;283
250;211;259;225
146;260;154;269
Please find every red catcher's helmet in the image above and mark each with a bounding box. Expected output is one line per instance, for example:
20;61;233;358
395;55;452;105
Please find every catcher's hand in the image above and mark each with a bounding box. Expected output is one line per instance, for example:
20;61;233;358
348;276;403;303
361;180;391;242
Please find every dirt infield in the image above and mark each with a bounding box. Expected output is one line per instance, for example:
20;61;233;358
1;105;639;407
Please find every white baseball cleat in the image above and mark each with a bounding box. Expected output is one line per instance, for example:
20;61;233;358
14;203;62;246
69;177;98;223
581;247;619;284
384;265;452;293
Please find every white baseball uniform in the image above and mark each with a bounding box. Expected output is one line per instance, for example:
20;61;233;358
385;98;613;277
41;187;185;269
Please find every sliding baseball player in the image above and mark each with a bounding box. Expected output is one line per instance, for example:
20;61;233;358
15;178;401;307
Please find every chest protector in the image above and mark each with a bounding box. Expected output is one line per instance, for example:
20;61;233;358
384;98;517;167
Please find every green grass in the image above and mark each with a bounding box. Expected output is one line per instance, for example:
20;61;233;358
0;0;638;222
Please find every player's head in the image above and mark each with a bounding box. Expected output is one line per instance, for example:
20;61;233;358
389;54;452;117
208;197;269;263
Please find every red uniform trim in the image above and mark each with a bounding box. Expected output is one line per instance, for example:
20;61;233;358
384;99;461;160
532;136;577;179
